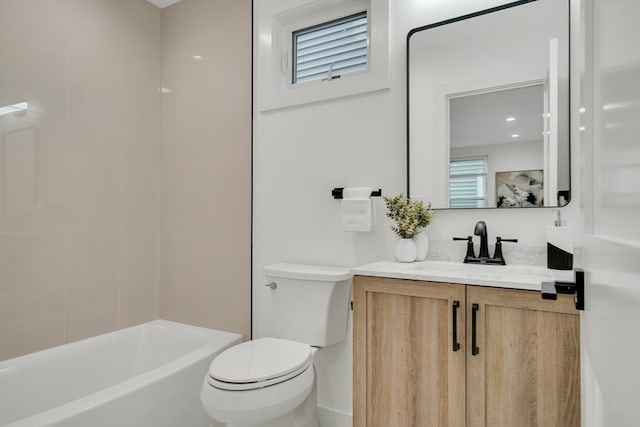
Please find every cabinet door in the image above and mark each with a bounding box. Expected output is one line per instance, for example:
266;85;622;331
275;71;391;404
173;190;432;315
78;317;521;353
353;276;466;427
467;286;580;427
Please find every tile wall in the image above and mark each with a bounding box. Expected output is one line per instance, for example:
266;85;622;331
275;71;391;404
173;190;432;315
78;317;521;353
0;0;252;361
159;0;251;339
0;0;161;359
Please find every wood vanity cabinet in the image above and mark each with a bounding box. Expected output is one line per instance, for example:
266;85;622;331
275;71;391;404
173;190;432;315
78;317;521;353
353;276;466;427
353;275;580;427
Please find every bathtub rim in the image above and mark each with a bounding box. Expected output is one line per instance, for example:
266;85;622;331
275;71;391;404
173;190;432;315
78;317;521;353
3;319;242;427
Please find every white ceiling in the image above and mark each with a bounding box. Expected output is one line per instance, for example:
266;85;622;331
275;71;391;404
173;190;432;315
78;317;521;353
449;84;544;148
146;0;182;8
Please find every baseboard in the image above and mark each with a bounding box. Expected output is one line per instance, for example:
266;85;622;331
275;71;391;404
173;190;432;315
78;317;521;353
318;406;352;427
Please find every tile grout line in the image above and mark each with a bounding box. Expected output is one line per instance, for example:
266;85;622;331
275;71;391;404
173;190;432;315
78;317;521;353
117;22;126;330
156;10;163;322
62;2;71;344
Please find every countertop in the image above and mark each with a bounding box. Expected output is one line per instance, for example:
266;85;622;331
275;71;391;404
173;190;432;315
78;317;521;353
352;260;575;291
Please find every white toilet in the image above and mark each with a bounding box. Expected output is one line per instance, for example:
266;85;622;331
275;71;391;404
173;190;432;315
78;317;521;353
200;263;352;427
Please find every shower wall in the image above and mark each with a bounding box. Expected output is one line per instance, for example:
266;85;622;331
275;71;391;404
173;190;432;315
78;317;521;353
0;0;252;361
159;0;252;339
0;0;162;360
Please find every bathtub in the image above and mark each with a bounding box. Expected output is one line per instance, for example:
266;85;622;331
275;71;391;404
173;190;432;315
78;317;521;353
0;320;242;427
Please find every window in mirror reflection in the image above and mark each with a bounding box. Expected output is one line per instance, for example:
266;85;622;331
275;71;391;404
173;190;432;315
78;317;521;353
449;158;487;208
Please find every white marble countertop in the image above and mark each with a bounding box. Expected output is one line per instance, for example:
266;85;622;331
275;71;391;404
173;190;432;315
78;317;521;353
352;260;575;291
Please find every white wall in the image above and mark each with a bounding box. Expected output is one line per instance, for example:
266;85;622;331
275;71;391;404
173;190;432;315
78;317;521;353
254;0;582;420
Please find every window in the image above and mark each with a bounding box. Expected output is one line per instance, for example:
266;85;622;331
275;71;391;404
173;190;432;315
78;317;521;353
449;158;488;208
258;0;388;110
292;12;368;84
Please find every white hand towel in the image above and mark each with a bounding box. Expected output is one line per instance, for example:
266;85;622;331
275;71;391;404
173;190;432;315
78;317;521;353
341;187;372;232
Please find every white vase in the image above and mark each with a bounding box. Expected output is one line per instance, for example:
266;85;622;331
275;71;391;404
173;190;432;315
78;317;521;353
395;238;417;263
414;230;429;261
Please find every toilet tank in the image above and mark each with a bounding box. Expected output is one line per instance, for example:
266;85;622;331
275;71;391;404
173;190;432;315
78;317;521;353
263;263;352;347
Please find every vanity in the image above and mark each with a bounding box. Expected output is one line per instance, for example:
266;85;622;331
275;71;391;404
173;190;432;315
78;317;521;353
351;261;580;427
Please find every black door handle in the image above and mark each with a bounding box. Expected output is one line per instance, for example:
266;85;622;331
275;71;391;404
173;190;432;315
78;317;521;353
452;301;460;352
471;303;479;356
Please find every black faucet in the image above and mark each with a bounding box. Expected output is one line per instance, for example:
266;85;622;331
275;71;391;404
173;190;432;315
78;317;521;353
474;221;490;259
453;221;518;265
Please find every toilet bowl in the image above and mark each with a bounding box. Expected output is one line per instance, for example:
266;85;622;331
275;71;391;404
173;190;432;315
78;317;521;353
201;338;318;426
200;263;352;427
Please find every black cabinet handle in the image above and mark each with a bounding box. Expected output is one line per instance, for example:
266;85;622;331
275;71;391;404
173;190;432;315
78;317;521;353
452;301;460;352
471;303;479;356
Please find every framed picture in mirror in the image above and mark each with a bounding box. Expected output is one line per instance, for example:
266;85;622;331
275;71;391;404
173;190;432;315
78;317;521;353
496;169;544;208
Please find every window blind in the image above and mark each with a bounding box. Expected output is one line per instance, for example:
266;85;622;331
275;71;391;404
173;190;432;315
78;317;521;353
449;158;488;208
293;12;368;84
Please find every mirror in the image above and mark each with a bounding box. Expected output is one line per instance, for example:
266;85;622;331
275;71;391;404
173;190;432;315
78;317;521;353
407;0;570;209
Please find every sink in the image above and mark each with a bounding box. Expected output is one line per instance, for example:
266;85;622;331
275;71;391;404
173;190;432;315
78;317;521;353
410;261;552;286
352;260;570;291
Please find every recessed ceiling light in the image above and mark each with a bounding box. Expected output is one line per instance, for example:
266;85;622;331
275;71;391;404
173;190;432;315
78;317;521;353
505;116;516;122
511;134;520;138
192;55;203;62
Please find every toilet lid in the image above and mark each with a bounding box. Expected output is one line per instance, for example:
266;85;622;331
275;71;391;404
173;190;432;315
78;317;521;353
208;337;312;390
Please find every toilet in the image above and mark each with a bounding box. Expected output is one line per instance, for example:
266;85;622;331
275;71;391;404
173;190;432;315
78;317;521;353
200;263;352;427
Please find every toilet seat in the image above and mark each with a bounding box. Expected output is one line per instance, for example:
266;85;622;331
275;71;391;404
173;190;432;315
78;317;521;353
201;359;315;425
207;337;312;391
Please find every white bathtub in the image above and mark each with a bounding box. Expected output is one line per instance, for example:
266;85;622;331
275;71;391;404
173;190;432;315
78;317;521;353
0;320;242;427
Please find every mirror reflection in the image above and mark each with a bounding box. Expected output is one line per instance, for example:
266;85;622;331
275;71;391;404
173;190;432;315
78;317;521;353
408;0;570;209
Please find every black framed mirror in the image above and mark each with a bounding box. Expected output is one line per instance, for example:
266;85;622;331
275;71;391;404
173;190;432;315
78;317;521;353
407;0;570;209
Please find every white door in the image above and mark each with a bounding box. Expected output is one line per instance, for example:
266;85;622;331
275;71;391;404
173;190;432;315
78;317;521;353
581;0;640;425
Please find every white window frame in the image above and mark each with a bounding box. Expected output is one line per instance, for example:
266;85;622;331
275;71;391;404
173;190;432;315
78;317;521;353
449;156;489;208
257;0;389;111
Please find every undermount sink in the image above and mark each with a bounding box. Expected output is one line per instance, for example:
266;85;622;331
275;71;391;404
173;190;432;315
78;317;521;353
352;260;572;291
411;261;552;285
